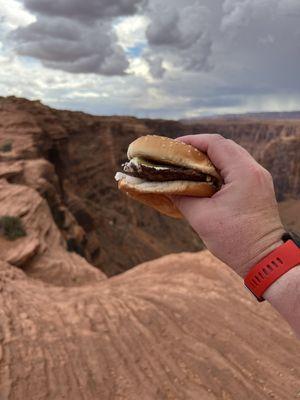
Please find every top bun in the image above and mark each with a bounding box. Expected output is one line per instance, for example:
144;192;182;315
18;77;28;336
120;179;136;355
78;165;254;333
127;135;221;180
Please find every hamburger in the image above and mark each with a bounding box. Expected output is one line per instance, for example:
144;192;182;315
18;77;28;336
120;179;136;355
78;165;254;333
115;135;222;218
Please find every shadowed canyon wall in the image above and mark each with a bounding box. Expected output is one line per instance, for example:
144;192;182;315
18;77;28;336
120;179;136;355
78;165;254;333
0;96;299;276
0;97;200;276
0;97;300;399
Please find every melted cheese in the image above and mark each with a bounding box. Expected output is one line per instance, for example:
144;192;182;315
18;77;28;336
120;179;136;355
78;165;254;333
130;157;169;170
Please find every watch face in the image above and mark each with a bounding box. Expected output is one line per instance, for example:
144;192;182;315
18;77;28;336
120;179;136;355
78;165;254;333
283;231;300;247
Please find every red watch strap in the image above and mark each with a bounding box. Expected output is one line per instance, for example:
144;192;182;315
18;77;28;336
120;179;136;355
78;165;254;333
244;240;300;302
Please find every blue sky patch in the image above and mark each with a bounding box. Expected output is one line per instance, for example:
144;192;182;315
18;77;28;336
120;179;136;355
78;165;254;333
126;44;145;58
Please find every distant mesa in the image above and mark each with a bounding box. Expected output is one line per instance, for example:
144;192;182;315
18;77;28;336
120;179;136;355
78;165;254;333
181;110;300;123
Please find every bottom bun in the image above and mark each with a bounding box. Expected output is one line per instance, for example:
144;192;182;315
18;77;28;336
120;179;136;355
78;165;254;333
117;174;217;218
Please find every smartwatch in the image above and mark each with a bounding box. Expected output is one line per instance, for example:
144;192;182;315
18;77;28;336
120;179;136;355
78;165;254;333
244;231;300;302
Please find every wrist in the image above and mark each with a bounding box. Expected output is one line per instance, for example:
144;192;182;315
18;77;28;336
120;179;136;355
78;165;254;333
263;264;300;336
264;264;300;302
236;230;285;278
244;231;300;303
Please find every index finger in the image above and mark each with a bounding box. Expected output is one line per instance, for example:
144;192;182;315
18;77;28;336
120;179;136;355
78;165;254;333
176;134;255;182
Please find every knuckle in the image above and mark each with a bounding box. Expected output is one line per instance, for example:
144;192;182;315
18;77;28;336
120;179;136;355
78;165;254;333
211;133;225;141
262;168;272;180
226;139;236;146
250;163;262;174
225;138;240;151
248;164;271;182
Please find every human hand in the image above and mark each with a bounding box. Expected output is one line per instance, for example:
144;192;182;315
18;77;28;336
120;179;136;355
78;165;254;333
172;134;285;277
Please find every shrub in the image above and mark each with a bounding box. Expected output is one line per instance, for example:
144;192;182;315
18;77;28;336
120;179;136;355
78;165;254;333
0;140;13;153
67;238;84;256
0;216;26;241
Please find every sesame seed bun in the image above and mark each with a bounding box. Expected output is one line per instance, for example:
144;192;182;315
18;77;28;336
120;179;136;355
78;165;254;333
116;173;217;218
127;135;221;180
116;135;222;219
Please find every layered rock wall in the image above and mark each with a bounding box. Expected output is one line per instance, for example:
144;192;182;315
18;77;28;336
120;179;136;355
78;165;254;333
0;97;299;275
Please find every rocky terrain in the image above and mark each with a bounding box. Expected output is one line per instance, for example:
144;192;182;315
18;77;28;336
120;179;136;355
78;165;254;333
0;183;300;400
0;181;300;400
184;119;300;202
0;96;300;399
279;199;300;233
0;96;299;275
182;110;300;121
0;97;200;276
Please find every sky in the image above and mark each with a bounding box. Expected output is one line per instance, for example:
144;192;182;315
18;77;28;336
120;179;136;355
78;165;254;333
0;0;300;119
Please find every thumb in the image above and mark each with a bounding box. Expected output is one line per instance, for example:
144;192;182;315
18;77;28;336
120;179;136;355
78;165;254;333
171;195;212;222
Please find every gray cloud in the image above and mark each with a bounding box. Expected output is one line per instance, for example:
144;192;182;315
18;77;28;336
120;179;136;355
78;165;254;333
12;17;129;75
216;0;300;93
146;56;166;79
146;8;181;47
2;0;300;117
23;0;147;23
145;2;213;74
143;0;300;103
146;3;209;49
10;0;148;75
278;0;300;16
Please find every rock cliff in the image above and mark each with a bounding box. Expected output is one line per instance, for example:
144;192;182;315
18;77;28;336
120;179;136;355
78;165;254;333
0;179;106;286
0;97;299;275
0;97;300;399
1;206;300;399
184;119;300;201
0;97;201;276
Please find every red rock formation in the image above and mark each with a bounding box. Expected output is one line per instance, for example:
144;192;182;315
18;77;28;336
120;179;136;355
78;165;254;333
0;96;299;276
177;119;300;201
279;199;300;233
0;180;106;286
0;96;203;276
1;240;300;399
0;97;300;399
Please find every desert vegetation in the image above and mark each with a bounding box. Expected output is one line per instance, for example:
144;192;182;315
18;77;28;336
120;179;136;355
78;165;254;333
0;215;26;241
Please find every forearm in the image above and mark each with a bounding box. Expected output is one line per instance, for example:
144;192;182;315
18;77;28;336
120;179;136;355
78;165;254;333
264;265;300;337
173;134;300;336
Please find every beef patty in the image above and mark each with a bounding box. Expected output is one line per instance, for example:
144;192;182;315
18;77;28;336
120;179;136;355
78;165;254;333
123;160;218;187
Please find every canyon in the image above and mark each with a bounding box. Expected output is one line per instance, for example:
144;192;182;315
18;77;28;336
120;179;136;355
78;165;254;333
0;96;298;275
0;96;300;399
